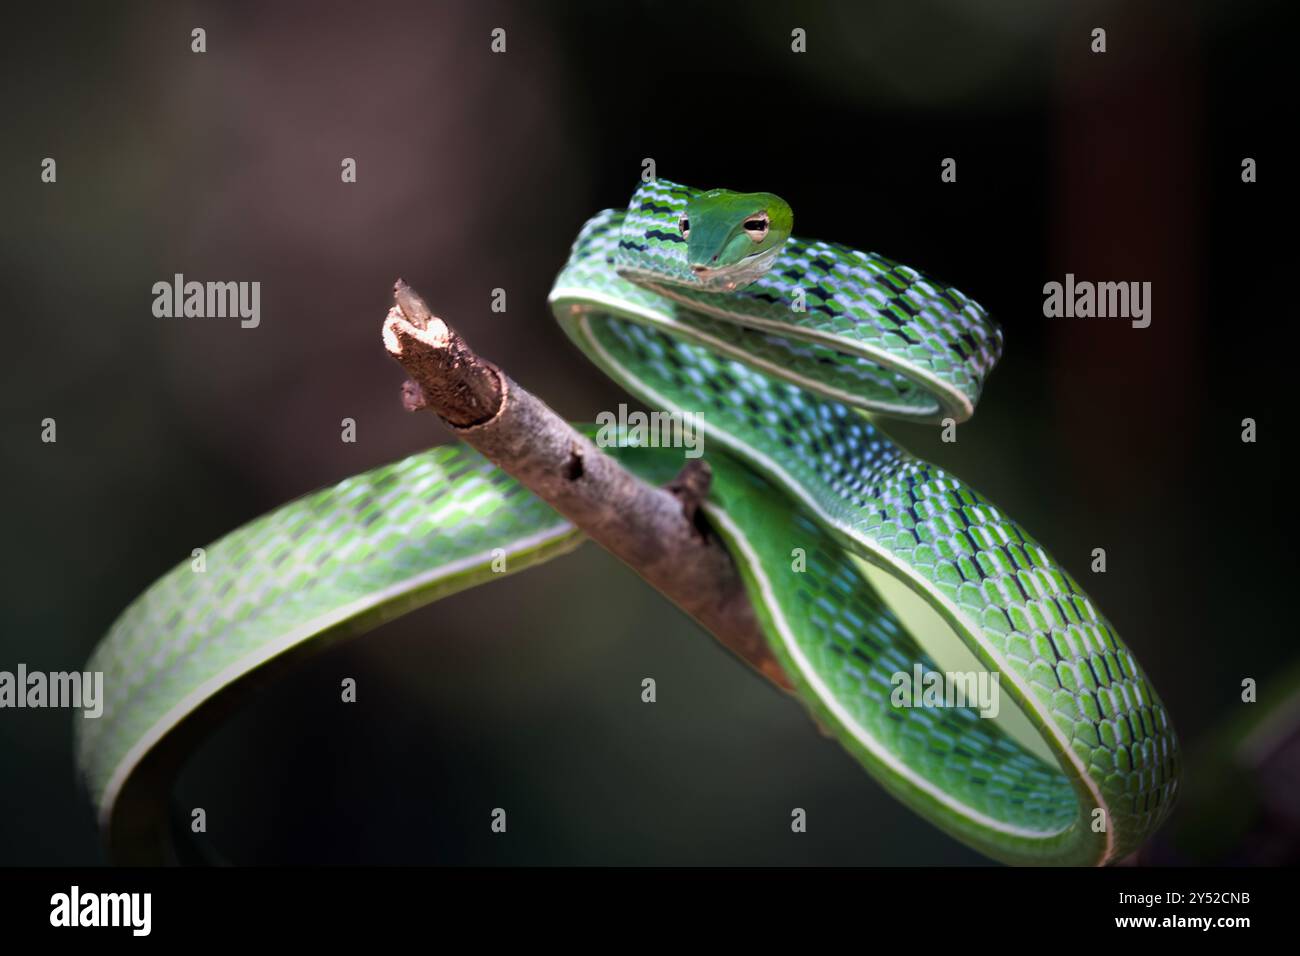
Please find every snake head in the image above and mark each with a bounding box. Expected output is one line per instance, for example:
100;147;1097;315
679;189;793;291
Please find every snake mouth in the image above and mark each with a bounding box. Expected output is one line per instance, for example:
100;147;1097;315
688;265;743;292
685;246;783;292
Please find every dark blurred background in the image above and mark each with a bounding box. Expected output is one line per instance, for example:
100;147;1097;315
0;0;1292;864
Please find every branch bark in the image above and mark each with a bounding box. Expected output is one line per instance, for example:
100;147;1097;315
381;280;791;692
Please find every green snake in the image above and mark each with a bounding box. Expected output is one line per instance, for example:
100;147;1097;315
77;178;1180;865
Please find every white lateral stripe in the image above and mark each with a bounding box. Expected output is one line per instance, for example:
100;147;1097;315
707;506;1054;840
98;523;576;829
551;287;970;422
575;311;1111;859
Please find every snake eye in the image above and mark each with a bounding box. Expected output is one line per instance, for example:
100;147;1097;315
743;214;769;242
678;216;690;239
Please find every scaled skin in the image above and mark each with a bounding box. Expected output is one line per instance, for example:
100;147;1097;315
680;189;793;290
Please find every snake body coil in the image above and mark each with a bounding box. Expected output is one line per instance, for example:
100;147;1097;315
78;179;1179;865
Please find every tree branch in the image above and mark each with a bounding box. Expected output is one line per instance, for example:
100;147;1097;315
381;280;792;692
